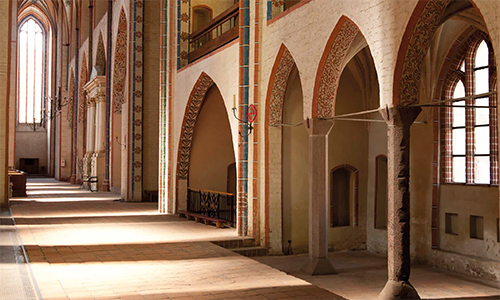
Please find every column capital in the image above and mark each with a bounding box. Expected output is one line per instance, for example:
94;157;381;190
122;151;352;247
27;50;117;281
95;92;106;103
86;96;96;107
379;106;421;128
303;118;335;136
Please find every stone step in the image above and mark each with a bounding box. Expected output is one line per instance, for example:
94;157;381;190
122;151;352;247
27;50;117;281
231;246;269;257
211;238;256;249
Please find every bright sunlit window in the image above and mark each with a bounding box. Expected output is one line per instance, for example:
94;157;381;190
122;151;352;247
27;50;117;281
18;18;45;124
446;39;497;185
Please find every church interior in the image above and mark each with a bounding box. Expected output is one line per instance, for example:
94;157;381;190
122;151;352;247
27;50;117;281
0;0;500;299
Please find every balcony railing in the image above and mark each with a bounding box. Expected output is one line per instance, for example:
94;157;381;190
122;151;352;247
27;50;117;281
187;187;236;227
189;2;239;63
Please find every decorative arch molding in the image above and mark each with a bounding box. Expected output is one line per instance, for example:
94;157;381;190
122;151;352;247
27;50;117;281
68;70;75;128
176;72;215;181
113;8;127;114
395;0;450;106
265;44;297;126
78;53;88;124
312;16;360;119
394;0;495;106
95;31;106;75
18;5;54;31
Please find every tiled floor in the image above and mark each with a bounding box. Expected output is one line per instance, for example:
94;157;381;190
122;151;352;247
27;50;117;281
9;179;340;300
7;178;500;300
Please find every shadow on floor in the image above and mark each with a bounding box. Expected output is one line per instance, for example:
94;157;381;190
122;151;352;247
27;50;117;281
11;214;190;225
20;241;241;263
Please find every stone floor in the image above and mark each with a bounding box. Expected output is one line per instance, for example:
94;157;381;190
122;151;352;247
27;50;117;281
5;178;500;300
254;253;500;300
8;179;339;300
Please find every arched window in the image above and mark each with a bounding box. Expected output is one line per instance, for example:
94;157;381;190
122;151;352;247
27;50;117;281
18;18;45;124
445;39;497;185
330;165;359;227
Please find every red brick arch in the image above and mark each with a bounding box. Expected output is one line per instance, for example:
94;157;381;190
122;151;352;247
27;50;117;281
312;15;360;119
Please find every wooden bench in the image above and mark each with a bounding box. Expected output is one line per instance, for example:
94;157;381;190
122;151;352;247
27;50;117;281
178;210;226;228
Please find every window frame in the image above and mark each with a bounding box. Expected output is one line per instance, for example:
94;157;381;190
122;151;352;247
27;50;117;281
17;16;47;126
442;36;498;186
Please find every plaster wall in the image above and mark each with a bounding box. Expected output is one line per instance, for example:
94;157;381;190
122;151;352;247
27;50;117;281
15;130;49;174
282;67;308;254
439;185;499;261
327;66;368;252
366;114;388;255
173;41;239;211
189;86;235;192
191;0;235;23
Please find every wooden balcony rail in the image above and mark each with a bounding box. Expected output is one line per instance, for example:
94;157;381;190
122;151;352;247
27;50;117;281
189;2;239;63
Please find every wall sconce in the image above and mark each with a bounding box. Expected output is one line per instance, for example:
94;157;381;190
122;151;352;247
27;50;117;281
231;94;257;135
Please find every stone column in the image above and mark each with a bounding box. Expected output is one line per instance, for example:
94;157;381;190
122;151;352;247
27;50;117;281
378;106;421;300
86;98;96;153
94;93;109;191
301;118;336;276
95;93;106;152
83;76;108;191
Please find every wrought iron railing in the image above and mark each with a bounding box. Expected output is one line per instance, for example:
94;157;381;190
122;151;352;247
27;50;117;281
189;2;239;63
187;188;236;227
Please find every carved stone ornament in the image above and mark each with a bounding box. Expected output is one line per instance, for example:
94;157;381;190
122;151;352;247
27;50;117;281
400;0;449;106
269;47;296;126
177;74;214;180
316;19;359;118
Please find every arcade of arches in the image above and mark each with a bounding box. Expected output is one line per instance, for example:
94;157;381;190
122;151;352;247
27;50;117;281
0;0;500;299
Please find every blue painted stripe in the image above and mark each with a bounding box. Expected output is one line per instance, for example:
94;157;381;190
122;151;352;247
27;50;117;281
105;0;113;180
267;1;272;21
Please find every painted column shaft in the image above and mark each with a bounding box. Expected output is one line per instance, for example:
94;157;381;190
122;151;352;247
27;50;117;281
302;118;336;276
379;106;421;300
86;103;96;153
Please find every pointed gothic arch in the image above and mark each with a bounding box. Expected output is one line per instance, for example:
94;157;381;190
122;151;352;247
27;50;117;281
78;53;88;124
113;8;127;113
394;0;493;106
176;72;214;182
95;31;106;75
311;16;361;119
264;44;301;250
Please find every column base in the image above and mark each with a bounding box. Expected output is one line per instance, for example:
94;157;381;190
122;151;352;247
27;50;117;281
100;179;110;192
378;280;420;300
301;257;336;276
70;174;76;184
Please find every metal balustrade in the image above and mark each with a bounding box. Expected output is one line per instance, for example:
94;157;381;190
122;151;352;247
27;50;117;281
187;188;236;227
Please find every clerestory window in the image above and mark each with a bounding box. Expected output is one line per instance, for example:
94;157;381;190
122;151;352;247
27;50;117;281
18;18;45;124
